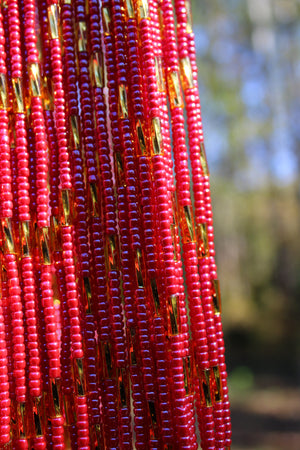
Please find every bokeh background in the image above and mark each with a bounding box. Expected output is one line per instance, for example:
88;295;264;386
191;0;300;448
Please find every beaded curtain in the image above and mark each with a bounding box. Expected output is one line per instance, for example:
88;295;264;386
0;0;231;448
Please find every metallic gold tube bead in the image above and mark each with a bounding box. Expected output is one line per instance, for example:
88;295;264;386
33;397;44;437
17;402;27;439
39;227;51;265
26;106;31;127
29;63;41;97
52;272;61;310
180;57;194;90
91;423;104;450
137;0;149;20
12;77;25;113
155;56;165;92
151;117;163;155
83;276;92;314
158;1;164;29
183;355;193;395
60;189;72;226
50;215;62;253
196;222;209;258
118;84;129;119
50;378;62;417
70;115;80;149
150;278;160;314
48;4;59;40
185;0;193;34
73;358;85;396
168;294;180;335
135;249;144;288
101;341;114;378
105;235;118;272
42;76;54;111
200;142;209;176
89;183;100;218
20;221;31;257
1;218;15;254
125;0;134;18
179;204;196;244
78;21;87;52
211;365;223;403
167;71;184;109
102;7;111;35
212;279;222;315
0;72;8;110
90;52;104;88
200;368;212;407
115;151;126;187
136;120;147;155
9;122;16;149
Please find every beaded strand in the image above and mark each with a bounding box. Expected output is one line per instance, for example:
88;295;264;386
174;0;231;447
0;6;28;447
7;0;46;446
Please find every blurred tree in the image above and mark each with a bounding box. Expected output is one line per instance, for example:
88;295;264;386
191;0;300;381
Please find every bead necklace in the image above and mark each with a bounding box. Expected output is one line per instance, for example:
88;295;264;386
0;0;232;448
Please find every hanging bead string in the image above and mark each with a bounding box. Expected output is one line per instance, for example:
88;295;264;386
174;0;232;448
123;3;166;448
89;1;133;447
0;5;28;448
47;1;91;448
157;1;228;449
80;6;106;447
105;2;155;447
0;0;231;448
135;3;202;448
59;2;89;446
0;13;11;425
38;4;66;448
75;0;122;446
150;3;199;448
125;3;176;446
0;271;10;446
2;1;17;443
112;3;164;448
150;4;196;445
22;0;66;447
100;3;130;447
7;0;46;447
